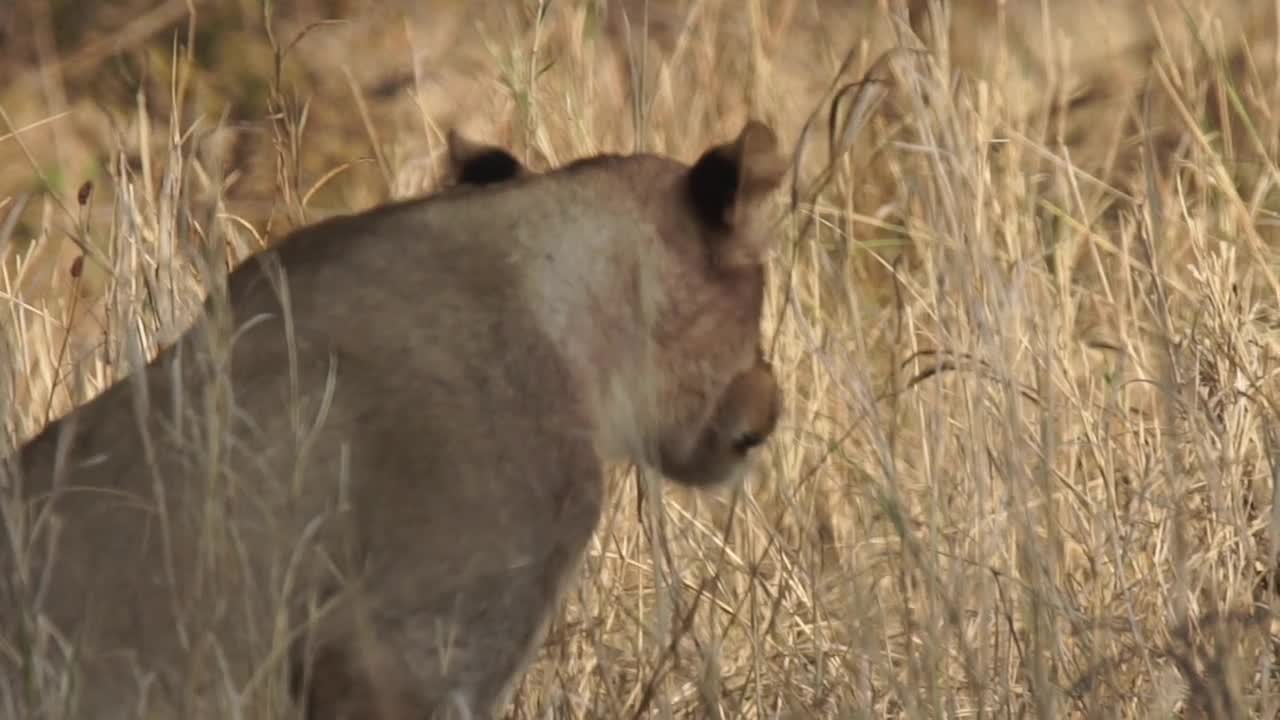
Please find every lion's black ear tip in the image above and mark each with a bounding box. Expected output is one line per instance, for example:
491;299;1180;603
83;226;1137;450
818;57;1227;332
457;150;523;186
686;147;740;229
685;120;788;229
446;129;525;186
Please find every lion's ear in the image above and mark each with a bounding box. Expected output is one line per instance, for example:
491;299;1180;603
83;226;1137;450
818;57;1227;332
446;129;526;186
685;120;788;265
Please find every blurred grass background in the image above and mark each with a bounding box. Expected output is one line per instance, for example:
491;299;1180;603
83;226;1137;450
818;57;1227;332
2;0;1279;717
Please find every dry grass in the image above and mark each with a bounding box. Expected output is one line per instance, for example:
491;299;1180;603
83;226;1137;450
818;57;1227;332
2;0;1278;717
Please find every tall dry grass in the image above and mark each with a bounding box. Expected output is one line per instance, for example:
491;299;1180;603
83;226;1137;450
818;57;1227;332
1;1;1278;718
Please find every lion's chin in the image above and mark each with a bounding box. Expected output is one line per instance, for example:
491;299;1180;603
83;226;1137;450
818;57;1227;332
656;429;754;490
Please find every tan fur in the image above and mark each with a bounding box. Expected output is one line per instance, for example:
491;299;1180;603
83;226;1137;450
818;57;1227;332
0;121;787;719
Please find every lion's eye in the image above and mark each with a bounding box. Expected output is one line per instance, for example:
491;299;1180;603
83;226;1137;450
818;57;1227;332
732;432;764;453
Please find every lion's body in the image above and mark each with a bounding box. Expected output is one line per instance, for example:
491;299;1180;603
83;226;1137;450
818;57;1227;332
2;125;785;719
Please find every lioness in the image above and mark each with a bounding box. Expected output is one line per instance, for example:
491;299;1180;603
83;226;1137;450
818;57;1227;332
1;120;787;719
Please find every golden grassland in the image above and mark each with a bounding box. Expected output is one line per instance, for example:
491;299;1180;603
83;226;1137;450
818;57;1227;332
1;1;1278;717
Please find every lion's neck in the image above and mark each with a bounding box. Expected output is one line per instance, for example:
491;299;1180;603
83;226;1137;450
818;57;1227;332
514;207;667;468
